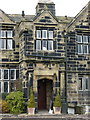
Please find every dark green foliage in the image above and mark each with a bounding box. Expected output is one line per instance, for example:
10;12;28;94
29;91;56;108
28;87;36;108
6;91;25;114
53;93;62;107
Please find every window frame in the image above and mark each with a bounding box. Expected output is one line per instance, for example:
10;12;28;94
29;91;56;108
42;40;47;50
0;30;6;38
3;69;9;80
0;39;6;50
49;31;53;39
10;69;16;80
77;35;82;43
7;31;13;38
36;40;41;51
7;39;13;50
78;77;89;91
36;30;41;39
4;81;9;93
83;45;88;54
48;40;53;51
78;44;83;54
83;36;88;43
42;30;47;39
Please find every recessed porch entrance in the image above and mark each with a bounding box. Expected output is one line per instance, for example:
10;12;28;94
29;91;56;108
38;79;53;110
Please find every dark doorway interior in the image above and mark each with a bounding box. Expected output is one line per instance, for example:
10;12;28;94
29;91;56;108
38;79;53;110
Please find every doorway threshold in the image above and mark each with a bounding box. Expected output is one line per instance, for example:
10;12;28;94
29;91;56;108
37;110;51;115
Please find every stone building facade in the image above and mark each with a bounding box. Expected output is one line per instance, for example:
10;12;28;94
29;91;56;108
0;0;90;114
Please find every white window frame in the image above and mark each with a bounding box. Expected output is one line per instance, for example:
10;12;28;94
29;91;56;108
83;77;89;90
48;40;53;51
7;39;13;50
78;77;89;91
3;69;9;80
36;40;41;51
78;44;83;54
7;31;13;38
83;36;88;43
10;69;16;80
4;81;9;93
49;31;53;39
42;30;47;39
0;30;6;38
77;35;82;43
42;40;47;50
0;39;6;50
36;30;41;39
83;45;88;54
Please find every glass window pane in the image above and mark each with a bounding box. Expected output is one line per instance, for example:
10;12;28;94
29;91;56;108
83;36;88;43
83;45;88;54
0;31;6;38
36;40;41;50
76;35;82;43
37;30;41;39
48;41;53;50
4;82;8;93
49;31;53;39
7;31;13;38
42;40;47;50
10;69;16;80
7;39;12;50
0;39;6;49
42;30;47;39
85;78;88;90
78;78;82;90
4;70;9;80
78;45;82;54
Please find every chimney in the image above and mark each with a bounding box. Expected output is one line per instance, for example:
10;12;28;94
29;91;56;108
22;11;25;17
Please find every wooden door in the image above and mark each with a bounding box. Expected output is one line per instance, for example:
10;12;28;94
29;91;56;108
38;80;46;110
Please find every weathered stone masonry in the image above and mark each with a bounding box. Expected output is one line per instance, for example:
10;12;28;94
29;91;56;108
0;0;90;114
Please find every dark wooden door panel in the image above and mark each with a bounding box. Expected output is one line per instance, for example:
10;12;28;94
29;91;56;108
38;80;46;110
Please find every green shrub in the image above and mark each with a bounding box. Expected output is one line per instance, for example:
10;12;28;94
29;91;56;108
0;100;9;113
6;91;25;114
28;87;35;108
53;93;62;107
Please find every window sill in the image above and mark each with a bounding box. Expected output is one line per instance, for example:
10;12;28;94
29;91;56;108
0;49;13;51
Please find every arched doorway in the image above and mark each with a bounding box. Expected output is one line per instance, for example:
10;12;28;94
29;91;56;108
38;79;53;110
